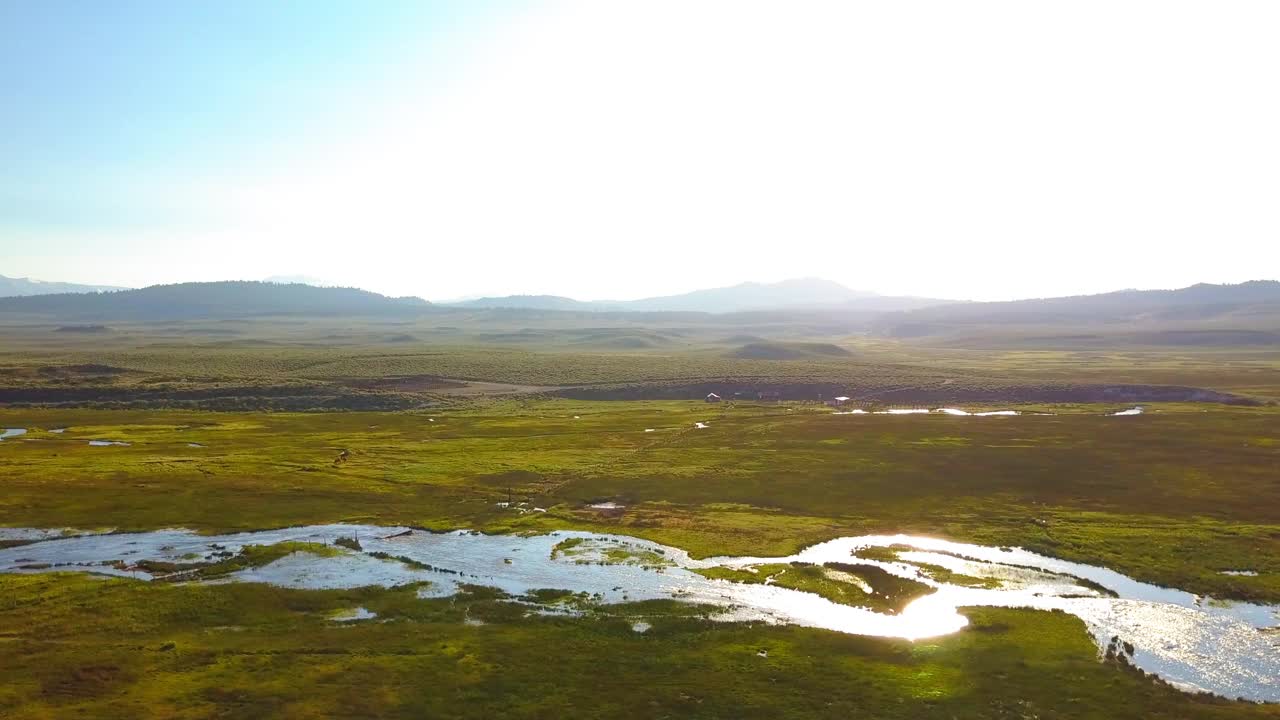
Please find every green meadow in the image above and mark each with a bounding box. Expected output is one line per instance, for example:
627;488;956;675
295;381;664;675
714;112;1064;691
3;401;1277;603
2;383;1278;716
4;571;1277;719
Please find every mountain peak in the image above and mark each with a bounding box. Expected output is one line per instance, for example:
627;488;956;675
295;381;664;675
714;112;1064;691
443;278;938;313
621;277;875;313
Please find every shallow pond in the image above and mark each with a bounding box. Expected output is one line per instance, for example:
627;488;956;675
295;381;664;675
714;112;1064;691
0;428;27;440
837;409;1028;417
833;408;1138;418
0;526;1275;701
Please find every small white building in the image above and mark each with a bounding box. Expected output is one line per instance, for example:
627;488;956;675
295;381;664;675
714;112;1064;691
827;396;851;407
705;393;721;403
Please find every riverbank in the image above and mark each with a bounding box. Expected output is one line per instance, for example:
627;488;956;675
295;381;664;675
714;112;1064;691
2;569;1276;718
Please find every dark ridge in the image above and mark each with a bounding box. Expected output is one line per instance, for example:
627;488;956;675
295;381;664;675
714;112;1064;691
55;324;110;333
727;341;852;360
0;384;430;411
875;280;1280;341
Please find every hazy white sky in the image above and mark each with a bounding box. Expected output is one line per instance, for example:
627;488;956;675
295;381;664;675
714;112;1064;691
3;1;1277;301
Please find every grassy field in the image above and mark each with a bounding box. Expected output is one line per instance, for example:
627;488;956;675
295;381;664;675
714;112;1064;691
0;343;1266;411
4;572;1277;719
852;340;1280;403
2;317;1278;716
1;316;1275;411
2;401;1276;602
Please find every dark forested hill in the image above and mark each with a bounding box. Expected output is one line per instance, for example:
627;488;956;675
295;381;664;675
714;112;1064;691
0;281;431;320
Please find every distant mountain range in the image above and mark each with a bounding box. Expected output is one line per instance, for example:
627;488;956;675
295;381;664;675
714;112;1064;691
455;294;597;312
1;278;1276;344
0;274;128;297
450;278;953;314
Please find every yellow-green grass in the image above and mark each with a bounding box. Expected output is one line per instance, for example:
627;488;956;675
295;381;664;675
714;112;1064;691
850;340;1280;402
1;573;1276;719
1;401;1277;602
5;332;1275;411
693;562;934;614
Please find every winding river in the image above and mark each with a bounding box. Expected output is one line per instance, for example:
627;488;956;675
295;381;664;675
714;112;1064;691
1;526;1275;702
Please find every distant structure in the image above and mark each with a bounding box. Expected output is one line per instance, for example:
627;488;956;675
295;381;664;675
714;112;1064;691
705;392;721;403
827;396;851;407
757;391;780;402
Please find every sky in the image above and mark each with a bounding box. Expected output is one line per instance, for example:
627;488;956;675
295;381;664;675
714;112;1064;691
2;1;1278;302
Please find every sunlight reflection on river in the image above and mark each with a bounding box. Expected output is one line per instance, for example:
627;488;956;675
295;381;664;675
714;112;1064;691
2;526;1275;701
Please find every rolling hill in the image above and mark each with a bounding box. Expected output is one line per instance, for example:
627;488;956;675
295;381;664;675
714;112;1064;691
876;281;1280;346
5;278;1275;351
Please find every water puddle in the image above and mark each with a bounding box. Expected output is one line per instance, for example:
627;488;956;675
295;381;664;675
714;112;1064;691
588;502;626;510
88;440;131;446
1111;407;1144;416
839;409;1026;417
1221;570;1259;577
1;526;1276;701
694;422;709;429
332;607;377;622
0;428;28;441
187;443;206;448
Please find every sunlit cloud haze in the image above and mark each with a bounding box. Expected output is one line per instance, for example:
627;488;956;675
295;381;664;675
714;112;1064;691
3;1;1277;301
